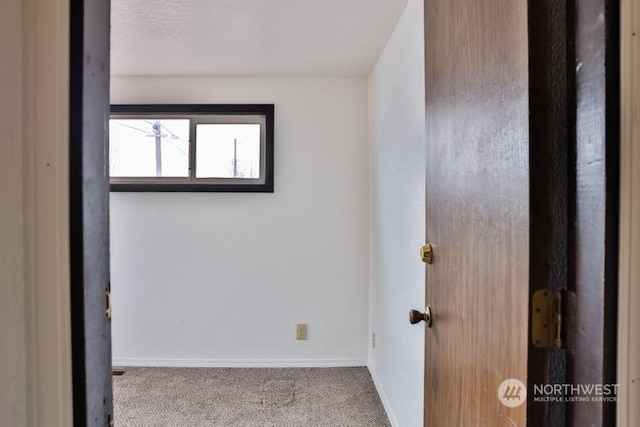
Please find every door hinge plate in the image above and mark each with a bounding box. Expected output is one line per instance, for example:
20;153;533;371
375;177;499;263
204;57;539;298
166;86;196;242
532;289;563;348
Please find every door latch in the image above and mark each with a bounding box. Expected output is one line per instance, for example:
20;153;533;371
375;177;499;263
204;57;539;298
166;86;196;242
421;243;434;264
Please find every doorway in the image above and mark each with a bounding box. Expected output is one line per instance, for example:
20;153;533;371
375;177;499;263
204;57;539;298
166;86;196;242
69;0;615;426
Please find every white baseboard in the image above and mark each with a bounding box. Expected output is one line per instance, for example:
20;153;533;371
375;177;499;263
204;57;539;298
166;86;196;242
368;364;399;427
112;358;368;368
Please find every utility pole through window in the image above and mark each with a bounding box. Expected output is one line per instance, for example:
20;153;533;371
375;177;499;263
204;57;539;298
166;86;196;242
233;138;238;177
152;121;162;176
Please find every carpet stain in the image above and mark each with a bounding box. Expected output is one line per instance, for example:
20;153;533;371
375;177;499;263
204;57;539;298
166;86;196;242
259;379;295;407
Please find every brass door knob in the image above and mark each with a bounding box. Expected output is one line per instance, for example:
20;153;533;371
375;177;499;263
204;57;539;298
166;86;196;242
410;307;433;327
421;243;434;264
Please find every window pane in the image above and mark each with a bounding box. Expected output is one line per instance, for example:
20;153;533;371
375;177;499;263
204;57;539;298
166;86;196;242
195;124;261;179
109;119;190;177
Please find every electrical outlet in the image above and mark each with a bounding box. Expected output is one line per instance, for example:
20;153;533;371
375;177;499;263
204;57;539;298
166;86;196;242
372;332;376;349
296;323;308;340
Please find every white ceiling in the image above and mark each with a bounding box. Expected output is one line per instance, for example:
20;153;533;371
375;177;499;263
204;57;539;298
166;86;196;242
110;0;410;77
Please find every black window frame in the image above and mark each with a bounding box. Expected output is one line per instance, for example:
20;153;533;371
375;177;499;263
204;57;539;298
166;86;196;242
109;104;274;193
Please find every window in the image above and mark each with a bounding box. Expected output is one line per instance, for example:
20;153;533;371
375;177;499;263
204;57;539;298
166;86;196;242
109;104;274;192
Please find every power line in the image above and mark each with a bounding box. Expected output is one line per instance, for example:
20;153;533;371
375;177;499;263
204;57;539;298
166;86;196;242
115;122;153;135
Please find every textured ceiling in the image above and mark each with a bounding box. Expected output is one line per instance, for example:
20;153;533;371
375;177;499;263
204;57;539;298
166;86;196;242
111;0;410;77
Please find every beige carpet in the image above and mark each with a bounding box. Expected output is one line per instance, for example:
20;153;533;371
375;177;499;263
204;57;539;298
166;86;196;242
113;367;391;427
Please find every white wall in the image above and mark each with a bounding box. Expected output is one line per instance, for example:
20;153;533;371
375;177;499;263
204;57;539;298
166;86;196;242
367;0;426;426
0;0;26;424
110;77;370;366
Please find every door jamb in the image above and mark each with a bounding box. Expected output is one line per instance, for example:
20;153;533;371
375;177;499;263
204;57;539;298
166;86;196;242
618;0;640;422
22;0;73;424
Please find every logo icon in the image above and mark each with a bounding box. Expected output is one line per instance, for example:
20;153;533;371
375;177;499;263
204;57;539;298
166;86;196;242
498;378;527;408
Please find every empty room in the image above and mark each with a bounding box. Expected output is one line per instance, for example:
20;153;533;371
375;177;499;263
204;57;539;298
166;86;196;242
108;0;424;425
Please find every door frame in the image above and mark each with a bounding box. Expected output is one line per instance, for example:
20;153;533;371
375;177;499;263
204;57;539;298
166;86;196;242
22;0;74;424
618;0;640;422
526;0;621;424
68;0;112;423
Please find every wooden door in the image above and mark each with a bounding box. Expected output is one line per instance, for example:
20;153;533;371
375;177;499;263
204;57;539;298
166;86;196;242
69;0;112;424
422;0;620;424
423;0;530;425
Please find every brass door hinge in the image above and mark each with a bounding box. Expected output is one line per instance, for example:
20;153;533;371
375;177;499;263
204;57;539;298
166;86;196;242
531;289;575;349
